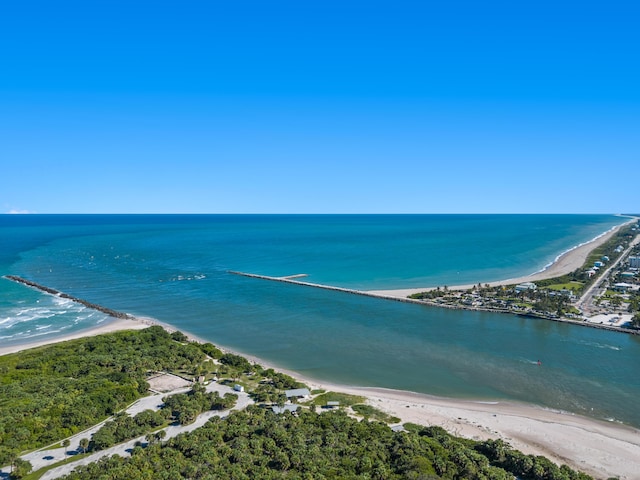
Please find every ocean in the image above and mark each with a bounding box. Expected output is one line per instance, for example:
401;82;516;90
2;214;639;427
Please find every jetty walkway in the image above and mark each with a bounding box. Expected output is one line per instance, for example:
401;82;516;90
228;271;639;336
228;271;423;305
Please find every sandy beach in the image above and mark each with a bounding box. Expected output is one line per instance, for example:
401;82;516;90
0;317;150;356
330;384;640;480
232;351;640;480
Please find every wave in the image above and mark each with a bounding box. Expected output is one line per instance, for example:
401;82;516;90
0;298;108;344
163;273;207;282
532;223;625;275
578;340;621;351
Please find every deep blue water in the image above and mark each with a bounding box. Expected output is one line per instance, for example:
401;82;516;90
2;214;639;427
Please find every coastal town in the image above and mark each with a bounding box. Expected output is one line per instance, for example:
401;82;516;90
230;219;640;336
407;220;640;334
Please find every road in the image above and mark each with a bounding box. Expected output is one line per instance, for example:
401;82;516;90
576;233;640;316
1;381;253;479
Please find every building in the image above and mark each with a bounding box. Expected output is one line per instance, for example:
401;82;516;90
515;282;537;292
285;388;310;399
594;261;604;268
613;283;634;292
272;404;300;415
629;256;640;269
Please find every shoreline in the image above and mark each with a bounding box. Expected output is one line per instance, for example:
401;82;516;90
4;217;633;355
367;218;635;298
3;316;640;478
3;219;640;477
0;316;150;356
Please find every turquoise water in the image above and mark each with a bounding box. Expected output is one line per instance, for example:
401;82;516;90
2;214;639;427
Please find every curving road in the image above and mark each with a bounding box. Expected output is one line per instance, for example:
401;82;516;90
1;381;253;480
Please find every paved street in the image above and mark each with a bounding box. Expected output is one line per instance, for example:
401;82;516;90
1;381;253;479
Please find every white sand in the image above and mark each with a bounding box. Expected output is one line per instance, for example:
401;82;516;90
221;349;639;480
0;317;150;356
336;384;640;479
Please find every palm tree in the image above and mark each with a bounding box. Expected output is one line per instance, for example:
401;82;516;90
62;439;70;455
79;438;89;454
7;451;17;474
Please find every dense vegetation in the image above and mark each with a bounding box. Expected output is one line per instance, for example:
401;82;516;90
89;385;238;451
162;384;237;427
61;406;592;480
0;325;213;465
91;410;167;451
1;327;599;479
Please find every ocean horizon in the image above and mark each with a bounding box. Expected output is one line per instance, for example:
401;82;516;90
2;214;640;428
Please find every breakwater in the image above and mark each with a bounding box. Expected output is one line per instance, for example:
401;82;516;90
4;275;134;320
228;270;423;305
228;271;639;336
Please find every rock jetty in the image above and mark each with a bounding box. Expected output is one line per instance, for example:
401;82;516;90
4;275;134;320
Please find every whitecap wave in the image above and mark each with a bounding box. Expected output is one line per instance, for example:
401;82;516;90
169;273;207;282
0;295;109;344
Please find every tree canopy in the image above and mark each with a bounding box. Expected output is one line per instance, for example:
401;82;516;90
61;407;592;480
0;326;206;464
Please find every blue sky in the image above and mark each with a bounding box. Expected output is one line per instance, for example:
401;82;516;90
1;1;638;213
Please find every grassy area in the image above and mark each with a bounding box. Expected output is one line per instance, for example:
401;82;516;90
513;302;533;308
351;404;401;424
307;392;366;407
544;281;583;292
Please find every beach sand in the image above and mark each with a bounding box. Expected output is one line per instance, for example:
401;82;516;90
335;385;640;480
240;357;640;480
0;317;150;356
